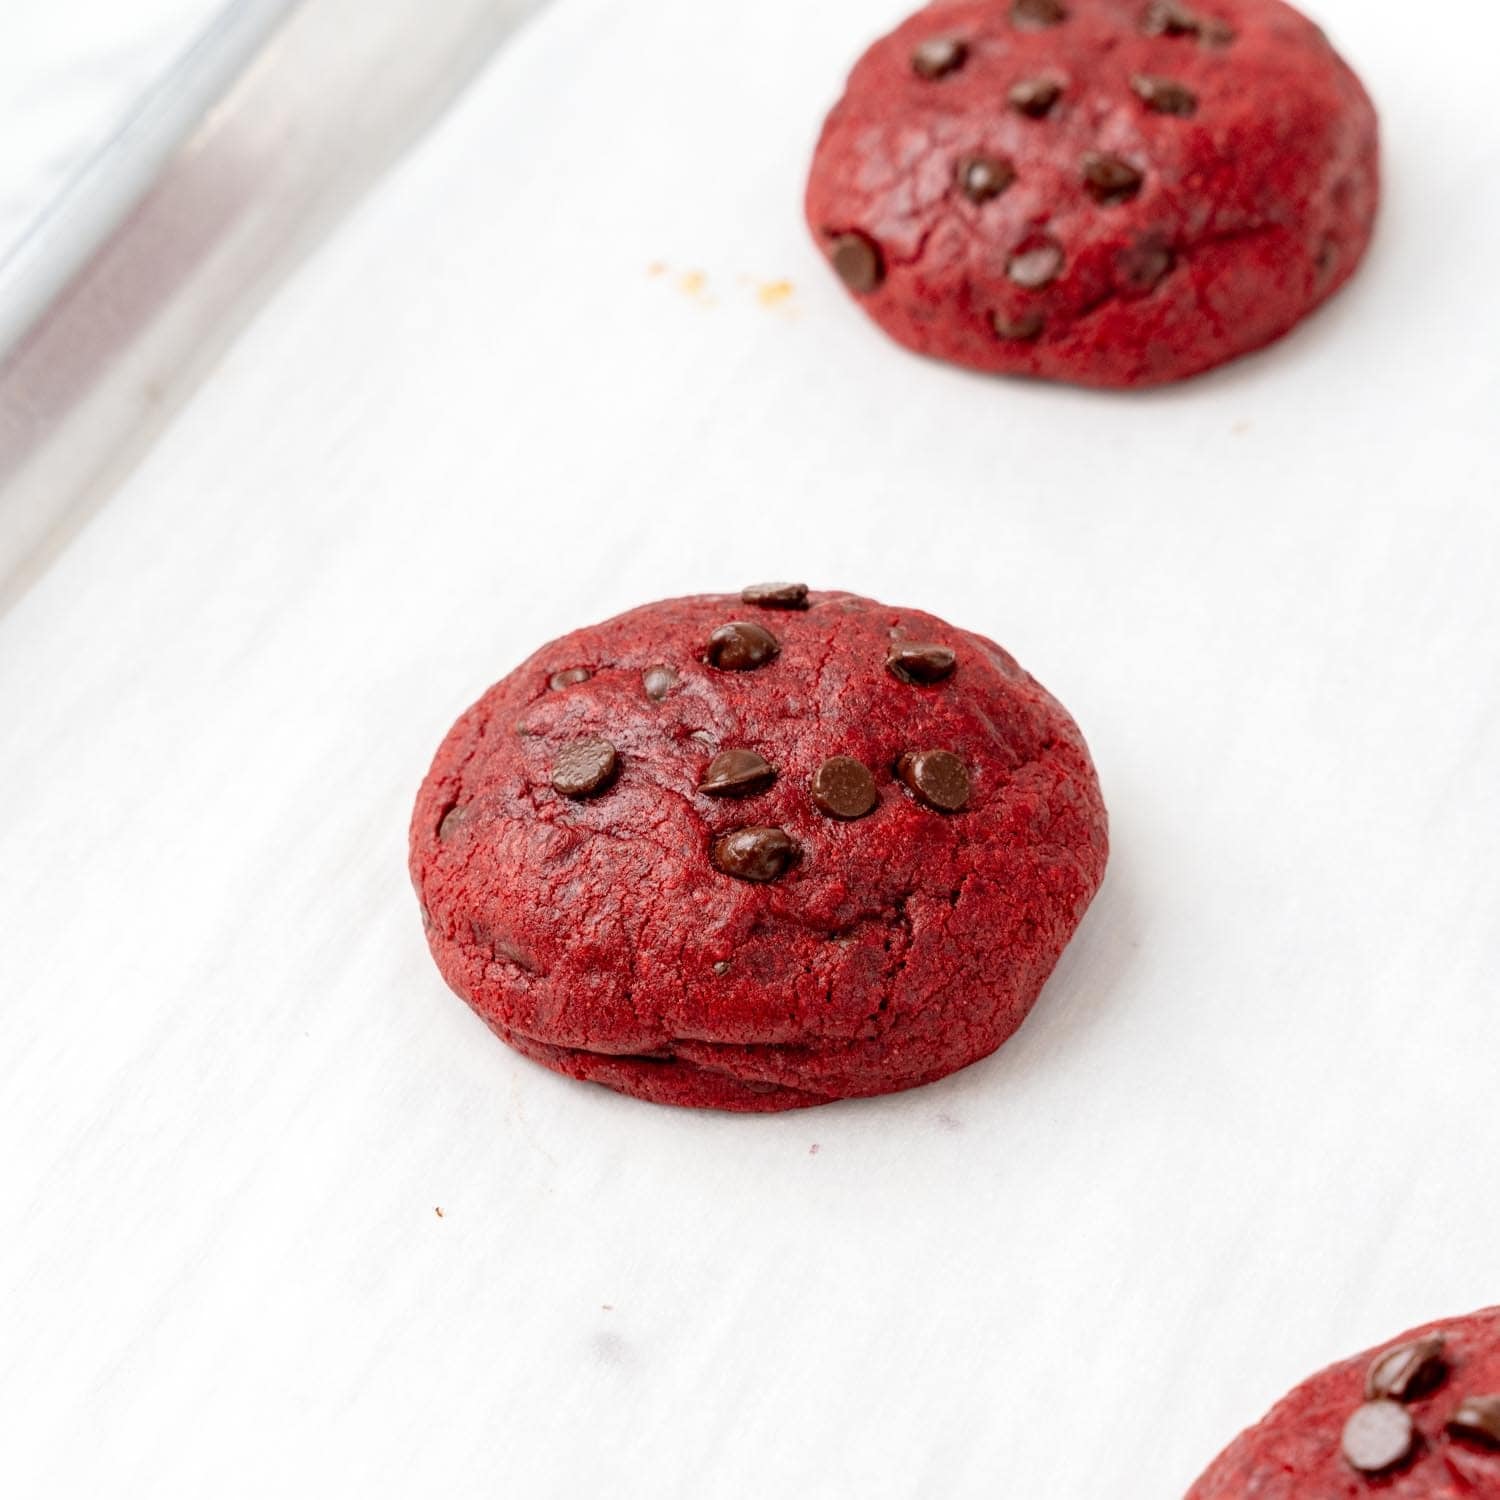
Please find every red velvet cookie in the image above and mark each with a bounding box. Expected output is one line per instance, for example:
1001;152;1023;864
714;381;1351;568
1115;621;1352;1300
1188;1307;1500;1497
410;589;1108;1112
806;0;1378;388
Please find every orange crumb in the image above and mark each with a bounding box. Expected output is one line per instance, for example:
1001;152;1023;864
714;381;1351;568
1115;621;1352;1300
756;279;795;309
647;261;668;277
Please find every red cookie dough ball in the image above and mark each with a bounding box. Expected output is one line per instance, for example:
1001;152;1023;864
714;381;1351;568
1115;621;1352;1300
806;0;1378;388
1188;1307;1500;1497
410;589;1108;1112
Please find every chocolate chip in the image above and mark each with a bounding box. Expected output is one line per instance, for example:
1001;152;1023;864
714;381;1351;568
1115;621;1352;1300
1341;1401;1416;1477
829;232;885;294
887;643;956;683
437;804;469;841
1007;236;1065;289
812;757;879;820
1130;74;1198;115
957;153;1017;203
1366;1335;1448;1403
1449;1396;1500;1449
1116;236;1175;296
912;36;967;79
699;749;777;798
551;737;619;799
643;664;678;700
1083;153;1145;204
1009;78;1063;117
1142;0;1201;34
898;749;971;812
1142;1;1234;44
706;621;779;671
711;826;799;883
992;310;1046;341
1012;0;1067;28
741;582;809;610
549;668;591;690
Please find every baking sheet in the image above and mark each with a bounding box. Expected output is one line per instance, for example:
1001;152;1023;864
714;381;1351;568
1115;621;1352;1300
0;0;235;259
2;0;1498;1495
0;0;296;356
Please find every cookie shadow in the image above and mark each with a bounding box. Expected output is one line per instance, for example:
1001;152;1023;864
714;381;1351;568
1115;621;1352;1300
903;848;1143;1115
506;850;1142;1130
909;208;1391;410
1118;242;1388;404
